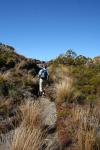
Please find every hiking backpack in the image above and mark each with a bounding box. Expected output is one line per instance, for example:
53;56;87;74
40;69;48;80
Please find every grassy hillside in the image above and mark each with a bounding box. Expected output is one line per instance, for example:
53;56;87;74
0;44;100;150
52;49;100;105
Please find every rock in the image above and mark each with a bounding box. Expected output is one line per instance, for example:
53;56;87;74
40;98;57;126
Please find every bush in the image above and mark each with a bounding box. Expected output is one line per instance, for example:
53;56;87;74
0;49;16;69
0;76;9;96
6;59;16;68
18;59;39;71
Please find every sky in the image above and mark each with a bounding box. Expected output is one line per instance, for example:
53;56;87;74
0;0;100;61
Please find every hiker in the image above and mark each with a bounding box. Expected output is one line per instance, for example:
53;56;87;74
38;64;49;96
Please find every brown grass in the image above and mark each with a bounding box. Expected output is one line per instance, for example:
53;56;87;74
74;106;100;150
11;101;46;150
57;104;100;150
50;65;80;103
22;74;38;87
0;73;6;81
49;64;71;83
56;77;79;103
0;71;12;81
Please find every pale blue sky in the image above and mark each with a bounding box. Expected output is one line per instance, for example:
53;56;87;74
0;0;100;60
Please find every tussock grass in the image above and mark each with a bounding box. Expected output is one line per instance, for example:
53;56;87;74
75;106;100;150
0;73;6;81
22;74;38;87
49;65;79;103
56;77;79;103
0;71;12;81
49;65;71;83
11;101;46;150
57;104;100;149
70;105;100;150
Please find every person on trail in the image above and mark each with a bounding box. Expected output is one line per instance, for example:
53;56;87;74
38;64;49;96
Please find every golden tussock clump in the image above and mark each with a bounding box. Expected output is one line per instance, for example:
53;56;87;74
11;101;46;150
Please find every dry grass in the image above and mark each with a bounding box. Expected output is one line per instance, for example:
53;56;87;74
11;101;46;150
56;77;79;103
49;64;71;83
0;98;22;134
67;105;100;150
74;106;100;150
22;74;38;87
0;73;6;81
0;131;14;150
50;65;79;103
0;71;12;81
27;74;38;85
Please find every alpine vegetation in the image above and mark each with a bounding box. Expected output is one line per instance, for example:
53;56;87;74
0;44;100;150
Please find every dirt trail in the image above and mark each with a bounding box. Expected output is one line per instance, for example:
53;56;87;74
40;97;57;126
39;97;60;150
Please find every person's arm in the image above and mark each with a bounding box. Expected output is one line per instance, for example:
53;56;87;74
38;69;43;78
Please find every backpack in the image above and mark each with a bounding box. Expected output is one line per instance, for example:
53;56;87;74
40;69;48;80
